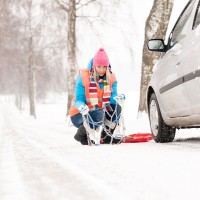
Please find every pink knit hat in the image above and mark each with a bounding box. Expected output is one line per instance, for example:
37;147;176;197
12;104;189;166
93;48;109;67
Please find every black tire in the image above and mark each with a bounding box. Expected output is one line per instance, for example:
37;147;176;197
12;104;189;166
149;93;176;143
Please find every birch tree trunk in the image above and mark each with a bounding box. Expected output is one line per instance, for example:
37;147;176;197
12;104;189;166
138;0;174;113
28;0;36;118
28;36;36;118
67;0;77;115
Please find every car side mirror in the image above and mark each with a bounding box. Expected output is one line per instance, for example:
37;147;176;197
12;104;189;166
148;39;166;52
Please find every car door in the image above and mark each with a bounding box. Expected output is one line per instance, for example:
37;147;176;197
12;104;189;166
180;0;200;115
155;42;185;118
158;0;197;118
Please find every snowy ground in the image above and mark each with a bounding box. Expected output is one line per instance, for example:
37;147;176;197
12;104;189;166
0;1;196;200
1;98;200;200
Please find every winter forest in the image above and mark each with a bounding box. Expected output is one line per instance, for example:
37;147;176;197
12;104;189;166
0;0;169;117
3;1;200;200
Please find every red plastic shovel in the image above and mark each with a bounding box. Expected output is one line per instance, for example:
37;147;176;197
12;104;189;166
122;133;153;143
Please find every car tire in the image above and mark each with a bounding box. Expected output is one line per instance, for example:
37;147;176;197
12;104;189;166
149;93;176;143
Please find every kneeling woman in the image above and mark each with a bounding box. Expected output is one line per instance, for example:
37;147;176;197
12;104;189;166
69;48;122;145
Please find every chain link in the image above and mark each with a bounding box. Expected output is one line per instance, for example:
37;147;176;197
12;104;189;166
82;102;125;145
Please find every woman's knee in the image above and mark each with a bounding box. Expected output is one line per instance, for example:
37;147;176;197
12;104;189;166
89;109;104;122
70;113;83;128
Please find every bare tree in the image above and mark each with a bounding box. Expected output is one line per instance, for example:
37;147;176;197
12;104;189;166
26;0;37;118
15;0;66;116
0;1;27;99
54;0;114;115
0;0;67;115
54;0;79;115
66;0;77;115
138;0;174;112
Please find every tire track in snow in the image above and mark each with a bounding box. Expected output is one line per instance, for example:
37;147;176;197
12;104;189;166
0;132;30;200
0;104;125;200
22;136;125;200
0;104;30;200
8;132;103;200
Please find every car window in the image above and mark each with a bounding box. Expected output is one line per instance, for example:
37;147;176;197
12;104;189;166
170;0;196;46
193;1;200;28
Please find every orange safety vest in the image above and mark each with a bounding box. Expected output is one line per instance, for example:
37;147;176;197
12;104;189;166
69;69;116;116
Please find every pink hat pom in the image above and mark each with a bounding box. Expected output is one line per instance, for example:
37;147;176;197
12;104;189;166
93;48;109;67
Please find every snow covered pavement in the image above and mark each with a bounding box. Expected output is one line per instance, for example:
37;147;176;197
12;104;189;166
1;103;200;200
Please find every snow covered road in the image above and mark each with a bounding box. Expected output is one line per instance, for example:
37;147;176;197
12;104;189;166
1;103;200;200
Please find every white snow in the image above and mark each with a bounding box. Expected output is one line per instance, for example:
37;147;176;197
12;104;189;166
1;98;200;200
1;0;200;200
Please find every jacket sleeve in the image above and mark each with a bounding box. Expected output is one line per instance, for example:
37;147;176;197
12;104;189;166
110;81;118;104
74;75;86;110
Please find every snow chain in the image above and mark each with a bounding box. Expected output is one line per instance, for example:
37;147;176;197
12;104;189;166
82;98;126;146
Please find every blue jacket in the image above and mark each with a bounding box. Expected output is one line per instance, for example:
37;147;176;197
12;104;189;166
75;59;118;110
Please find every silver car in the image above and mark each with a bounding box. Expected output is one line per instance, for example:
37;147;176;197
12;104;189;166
147;0;200;142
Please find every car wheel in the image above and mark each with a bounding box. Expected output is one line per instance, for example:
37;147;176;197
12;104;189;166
149;93;176;143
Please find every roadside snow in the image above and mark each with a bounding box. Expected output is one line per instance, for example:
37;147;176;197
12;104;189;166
1;102;200;200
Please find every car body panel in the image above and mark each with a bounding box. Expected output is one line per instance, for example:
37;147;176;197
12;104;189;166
181;25;200;115
147;0;200;128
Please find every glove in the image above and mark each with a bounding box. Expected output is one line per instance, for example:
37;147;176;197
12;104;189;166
79;105;89;115
114;93;126;101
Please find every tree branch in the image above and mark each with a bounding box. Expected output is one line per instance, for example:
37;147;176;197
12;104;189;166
54;0;69;12
76;0;82;4
76;0;96;10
